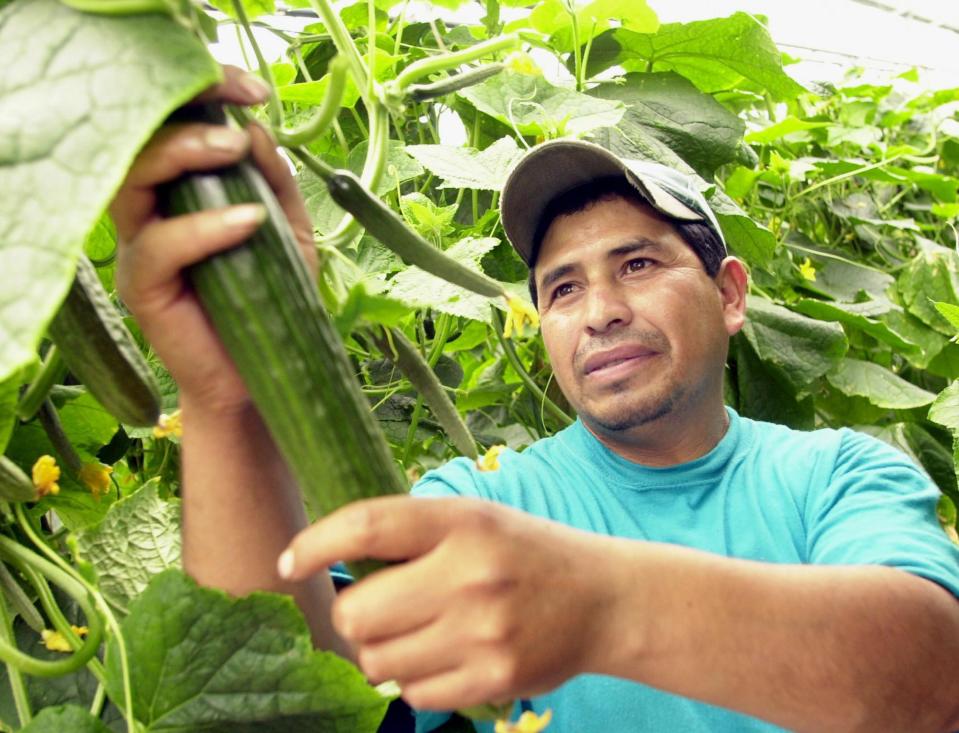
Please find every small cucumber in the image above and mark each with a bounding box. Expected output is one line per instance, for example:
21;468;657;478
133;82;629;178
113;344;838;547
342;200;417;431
0;457;38;503
407;64;504;102
59;0;173;15
47;254;161;427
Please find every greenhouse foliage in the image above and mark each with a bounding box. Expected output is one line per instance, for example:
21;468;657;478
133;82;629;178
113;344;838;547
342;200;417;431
1;0;959;729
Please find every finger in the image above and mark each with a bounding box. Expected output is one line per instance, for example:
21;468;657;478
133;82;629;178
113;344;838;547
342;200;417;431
332;558;445;643
355;618;461;686
401;662;516;713
111;123;252;241
279;497;470;581
194;64;271;106
116;204;266;314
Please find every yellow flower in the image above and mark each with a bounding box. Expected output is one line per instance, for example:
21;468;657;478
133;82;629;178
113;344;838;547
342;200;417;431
503;296;539;339
798;257;817;282
79;462;113;499
41;625;88;653
32;455;60;498
153;409;183;439
476;444;507;472
504;51;541;76
495;709;553;733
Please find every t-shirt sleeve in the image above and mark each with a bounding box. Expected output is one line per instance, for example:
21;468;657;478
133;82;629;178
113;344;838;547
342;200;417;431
806;429;959;598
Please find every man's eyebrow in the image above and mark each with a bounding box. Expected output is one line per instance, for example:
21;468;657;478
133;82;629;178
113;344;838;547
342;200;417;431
538;239;662;292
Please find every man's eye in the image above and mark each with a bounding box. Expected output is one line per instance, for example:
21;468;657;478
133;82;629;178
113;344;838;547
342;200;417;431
625;258;653;273
553;283;574;300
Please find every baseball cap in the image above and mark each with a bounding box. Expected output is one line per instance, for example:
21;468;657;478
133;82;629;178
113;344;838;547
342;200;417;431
500;139;727;266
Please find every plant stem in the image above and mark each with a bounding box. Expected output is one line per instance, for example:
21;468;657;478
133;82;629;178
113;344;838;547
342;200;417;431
17;347;68;421
307;0;371;105
277;56;347;147
0;562;44;633
0;591;31;726
37;400;82;475
392;34;520;90
232;0;283;129
491;310;572;427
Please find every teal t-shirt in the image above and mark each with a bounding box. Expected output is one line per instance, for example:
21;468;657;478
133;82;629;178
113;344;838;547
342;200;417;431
409;408;959;733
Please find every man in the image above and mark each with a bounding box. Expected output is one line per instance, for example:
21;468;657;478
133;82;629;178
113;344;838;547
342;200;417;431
112;68;959;733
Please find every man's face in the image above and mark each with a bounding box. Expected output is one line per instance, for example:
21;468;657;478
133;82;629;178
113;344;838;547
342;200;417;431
535;194;743;434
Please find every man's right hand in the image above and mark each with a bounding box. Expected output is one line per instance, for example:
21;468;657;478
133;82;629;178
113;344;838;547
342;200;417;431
112;65;316;415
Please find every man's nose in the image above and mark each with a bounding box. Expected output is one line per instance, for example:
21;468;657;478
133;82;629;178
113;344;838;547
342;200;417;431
584;284;632;335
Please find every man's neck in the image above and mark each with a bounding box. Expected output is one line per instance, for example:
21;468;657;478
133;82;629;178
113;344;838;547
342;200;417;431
582;401;731;468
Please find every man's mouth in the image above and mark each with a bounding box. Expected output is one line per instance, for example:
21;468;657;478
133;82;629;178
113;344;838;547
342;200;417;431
583;345;658;376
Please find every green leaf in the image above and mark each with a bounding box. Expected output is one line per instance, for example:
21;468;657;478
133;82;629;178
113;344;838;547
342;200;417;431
826;358;936;410
76;482;180;614
19;705;112;733
588;72;744;179
741;296;848;394
209;0;275;19
399;192;457;239
586;13;806;101
405;137;524;191
105;570;390;732
934;301;959;333
898;242;959;336
708;190;777;267
791;299;916;353
732;335;813;429
0;370;21;453
929;380;959;431
387;237;501;322
0;0;220;384
744;116;831;144
529;0;658;52
278;52;401;109
458;73;624;138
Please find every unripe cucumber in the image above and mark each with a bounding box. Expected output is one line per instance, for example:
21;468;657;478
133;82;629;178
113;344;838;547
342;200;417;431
59;0;172;15
47;254;161;427
0;457;38;503
159;106;407;578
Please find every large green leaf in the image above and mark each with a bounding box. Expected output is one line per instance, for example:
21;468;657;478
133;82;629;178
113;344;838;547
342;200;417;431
19;705;112;733
585;13;806;100
897;241;959;336
528;0;658;52
387;237;502;322
405;137;524;191
0;0;220;384
708;190;777;267
741;296;848;394
77;482;180;615
732;335;813;429
589;72;744;179
826;358;937;410
458;73;624;138
929;380;959;431
791;299;916;353
0;370;22;453
105;570;390;732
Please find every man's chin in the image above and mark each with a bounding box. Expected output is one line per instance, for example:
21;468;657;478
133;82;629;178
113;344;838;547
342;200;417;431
579;392;678;434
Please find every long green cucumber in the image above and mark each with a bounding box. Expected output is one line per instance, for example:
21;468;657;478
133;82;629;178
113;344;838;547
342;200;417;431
159;105;407;579
406;64;504;102
47;254;161;427
0;457;38;503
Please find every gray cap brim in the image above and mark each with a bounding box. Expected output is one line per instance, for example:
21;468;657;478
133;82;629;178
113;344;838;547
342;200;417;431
500;139;713;266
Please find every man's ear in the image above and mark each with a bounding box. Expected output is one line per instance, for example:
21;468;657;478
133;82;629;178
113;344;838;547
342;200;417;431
715;257;748;336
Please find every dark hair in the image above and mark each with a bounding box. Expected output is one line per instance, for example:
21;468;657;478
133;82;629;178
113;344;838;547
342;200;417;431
526;176;726;308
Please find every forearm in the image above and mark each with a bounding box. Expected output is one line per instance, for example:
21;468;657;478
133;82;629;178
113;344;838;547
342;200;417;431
591;540;959;733
179;397;352;658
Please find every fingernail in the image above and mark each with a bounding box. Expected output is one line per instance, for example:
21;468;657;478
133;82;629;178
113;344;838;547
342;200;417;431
204;126;248;153
222;204;267;228
239;73;271;102
277;548;295;580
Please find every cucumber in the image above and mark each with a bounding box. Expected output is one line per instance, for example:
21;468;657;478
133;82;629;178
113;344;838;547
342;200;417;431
0;457;38;503
406;64;504;102
59;0;173;15
47;254;161;427
159;105;407;578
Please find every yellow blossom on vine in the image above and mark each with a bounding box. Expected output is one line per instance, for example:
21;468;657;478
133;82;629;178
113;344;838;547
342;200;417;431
503;296;539;339
41;625;88;653
476;444;507;472
153;409;183;439
495;709;552;733
504;51;541;76
798;257;817;282
79;462;113;499
32;455;60;498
